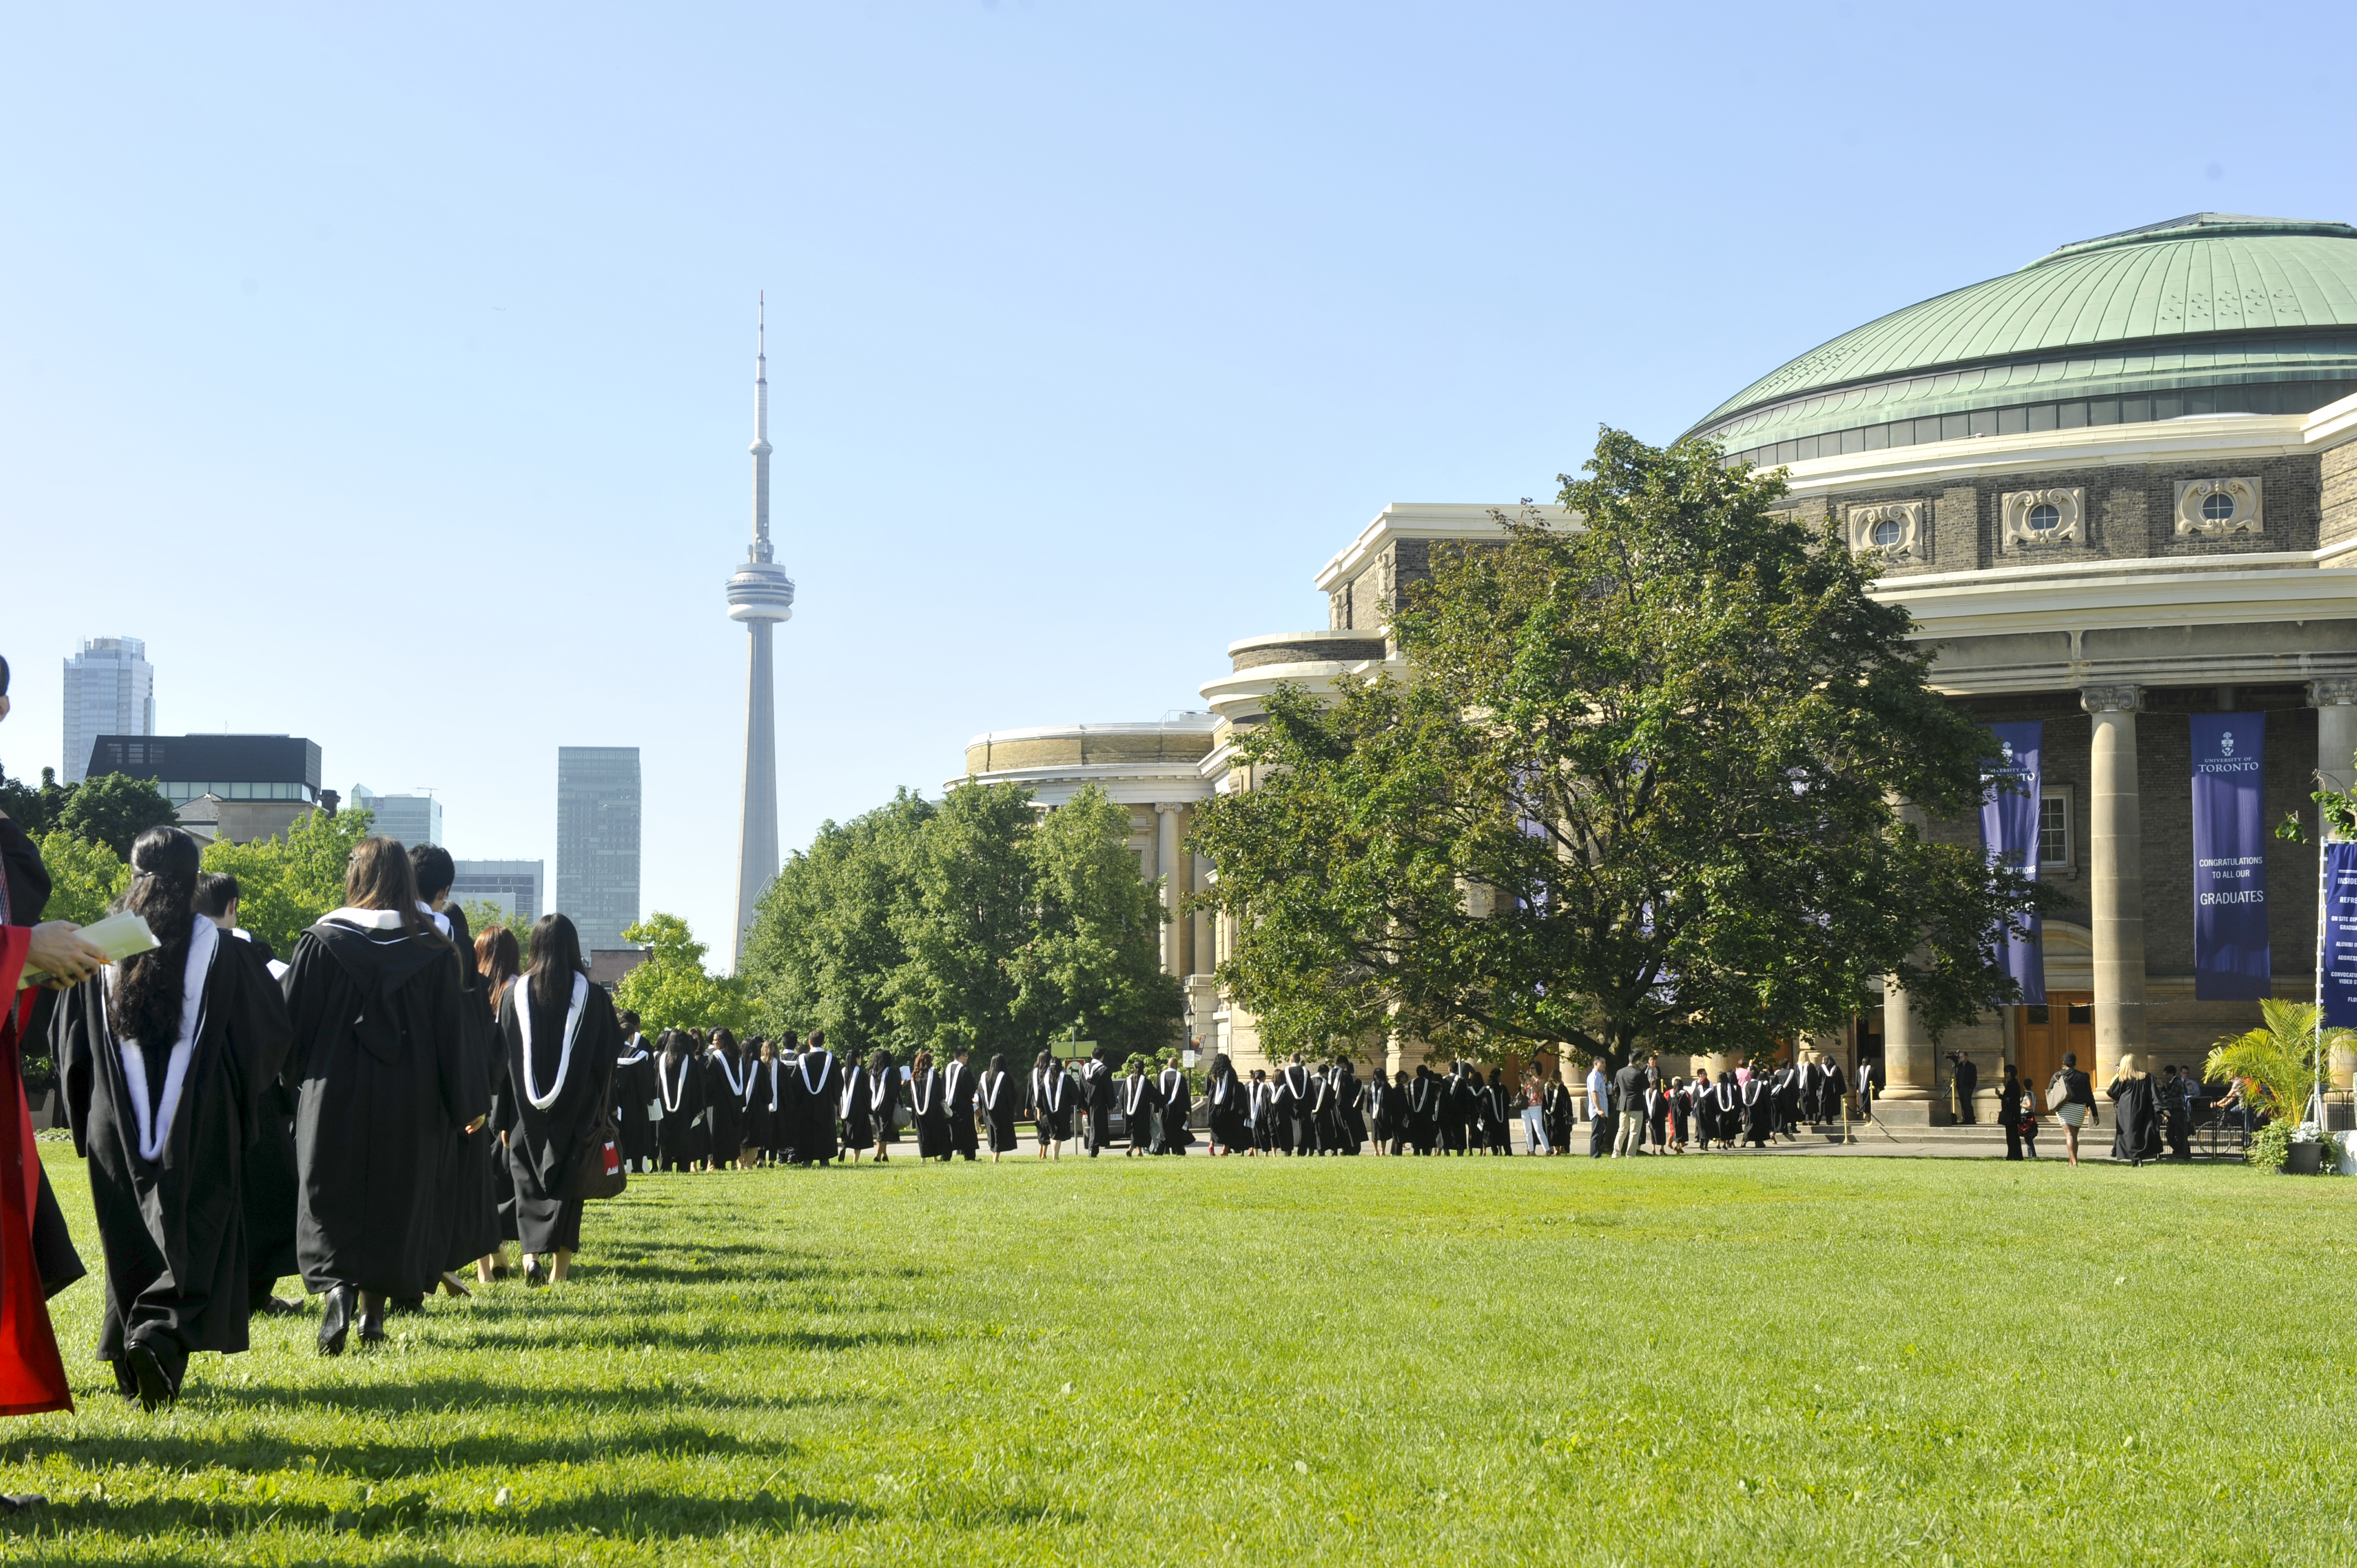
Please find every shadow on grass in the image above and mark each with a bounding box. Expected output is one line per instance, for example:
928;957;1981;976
420;1320;938;1354
9;1415;791;1476
178;1376;872;1419
0;1484;881;1544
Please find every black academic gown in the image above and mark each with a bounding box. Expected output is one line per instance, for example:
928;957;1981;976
1740;1078;1771;1146
233;931;300;1298
433;904;500;1274
495;978;619;1254
909;1069;950;1158
1123;1074;1157;1151
788;1050;840;1164
1155;1069;1192;1154
53;921;293;1380
655;1051;709;1170
614;1039;660;1165
840;1068;874;1151
980;1070;1020;1152
280;914;476;1298
1032;1069;1074;1142
704;1049;748;1164
2108;1074;2164;1164
944;1060;979;1158
748;1059;785;1159
1207;1070;1249;1150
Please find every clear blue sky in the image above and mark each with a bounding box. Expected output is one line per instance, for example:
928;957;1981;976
4;2;2350;958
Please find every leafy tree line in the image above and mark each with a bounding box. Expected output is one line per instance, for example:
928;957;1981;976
1190;429;2052;1067
741;781;1182;1061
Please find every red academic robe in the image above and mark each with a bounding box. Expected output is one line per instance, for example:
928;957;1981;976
0;928;71;1415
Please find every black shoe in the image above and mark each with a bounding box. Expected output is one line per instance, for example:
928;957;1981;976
521;1255;545;1289
357;1299;386;1345
387;1295;424;1317
317;1284;358;1356
126;1341;177;1412
253;1294;301;1318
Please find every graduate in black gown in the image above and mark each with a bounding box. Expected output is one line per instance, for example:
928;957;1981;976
1155;1060;1192;1155
1079;1044;1115;1157
493;915;619;1287
788;1031;839;1165
1205;1053;1248;1155
1275;1056;1313;1155
704;1029;749;1170
910;1050;951;1160
194;872;300;1317
1484;1069;1513;1154
654;1031;709;1173
1247;1070;1276;1154
863;1048;900;1161
837;1049;874;1159
52;828;294;1408
944;1045;978;1160
411;847;497;1302
1739;1072;1771;1147
1408;1066;1442;1155
980;1052;1020;1161
745;1039;782;1165
1544;1075;1574;1156
278;837;479;1355
1121;1056;1157;1156
1030;1051;1073;1158
2107;1055;2163;1166
473;925;521;1279
613;1012;660;1173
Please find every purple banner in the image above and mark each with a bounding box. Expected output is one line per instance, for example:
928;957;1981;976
2191;713;2269;1000
2324;842;2357;1029
1979;721;2044;1005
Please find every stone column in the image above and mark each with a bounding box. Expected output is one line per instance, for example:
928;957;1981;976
1192;852;1215;978
1880;800;1935;1110
2310;680;2357;1092
2083;684;2147;1080
1156;803;1184;978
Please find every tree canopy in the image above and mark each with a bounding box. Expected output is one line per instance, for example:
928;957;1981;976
199;803;378;956
742;781;1182;1060
615;914;752;1035
1190;427;2051;1065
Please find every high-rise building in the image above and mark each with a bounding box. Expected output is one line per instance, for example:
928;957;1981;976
451;859;543;923
557;746;640;950
725;295;796;972
63;637;155;783
351;786;442;848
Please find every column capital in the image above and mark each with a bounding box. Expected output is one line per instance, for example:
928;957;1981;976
2309;678;2357;708
2080;683;2145;715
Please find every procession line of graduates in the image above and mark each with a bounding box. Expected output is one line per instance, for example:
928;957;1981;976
39;831;620;1412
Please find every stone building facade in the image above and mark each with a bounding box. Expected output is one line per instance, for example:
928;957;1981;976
958;214;2357;1111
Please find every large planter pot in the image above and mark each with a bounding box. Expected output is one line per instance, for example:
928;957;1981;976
2285;1141;2323;1175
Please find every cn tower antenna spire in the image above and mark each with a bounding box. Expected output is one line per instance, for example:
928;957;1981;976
726;290;795;973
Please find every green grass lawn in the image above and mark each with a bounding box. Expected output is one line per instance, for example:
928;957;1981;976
0;1144;2349;1564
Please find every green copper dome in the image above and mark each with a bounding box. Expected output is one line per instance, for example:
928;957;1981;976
1687;214;2357;464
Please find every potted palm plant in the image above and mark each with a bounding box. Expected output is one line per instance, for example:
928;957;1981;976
2204;999;2351;1173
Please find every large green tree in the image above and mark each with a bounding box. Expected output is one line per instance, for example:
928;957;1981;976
0;765;74;838
1191;428;2051;1065
56;772;179;859
743;790;934;1053
34;831;129;926
1017;784;1185;1061
615;914;751;1035
742;782;1181;1060
200;803;377;956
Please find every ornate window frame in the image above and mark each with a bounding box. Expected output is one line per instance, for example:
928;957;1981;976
1999;487;2084;552
2173;476;2262;539
1844;501;1924;562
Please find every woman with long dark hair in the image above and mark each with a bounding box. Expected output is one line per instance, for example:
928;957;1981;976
704;1029;747;1172
980;1051;1018;1162
472;925;521;1282
1032;1050;1073;1159
279;837;479;1354
1204;1053;1246;1156
493;914;618;1287
909;1050;949;1160
654;1030;708;1173
50;827;293;1407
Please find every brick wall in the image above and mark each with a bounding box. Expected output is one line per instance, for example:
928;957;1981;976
2322;434;2357;548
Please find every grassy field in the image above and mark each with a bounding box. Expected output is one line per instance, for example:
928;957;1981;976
0;1143;2349;1565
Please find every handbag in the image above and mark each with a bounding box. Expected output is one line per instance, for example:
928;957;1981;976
2046;1072;2070;1112
568;1108;627;1201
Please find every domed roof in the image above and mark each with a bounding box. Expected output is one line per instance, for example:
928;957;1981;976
1687;214;2357;458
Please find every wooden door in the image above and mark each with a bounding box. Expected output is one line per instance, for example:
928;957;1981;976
2015;992;2093;1111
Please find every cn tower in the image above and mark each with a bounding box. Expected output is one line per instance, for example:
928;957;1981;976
725;295;795;971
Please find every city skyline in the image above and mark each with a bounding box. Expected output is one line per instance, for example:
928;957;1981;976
556;745;642;952
3;4;2344;955
725;296;794;974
